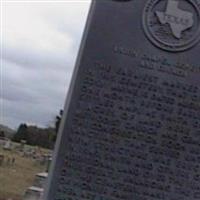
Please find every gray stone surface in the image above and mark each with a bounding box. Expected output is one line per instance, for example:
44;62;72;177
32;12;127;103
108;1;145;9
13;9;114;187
44;0;200;199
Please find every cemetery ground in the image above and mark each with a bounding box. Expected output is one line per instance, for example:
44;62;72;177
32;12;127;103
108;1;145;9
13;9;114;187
0;144;50;200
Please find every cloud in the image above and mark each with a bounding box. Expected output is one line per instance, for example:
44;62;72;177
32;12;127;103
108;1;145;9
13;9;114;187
1;1;91;129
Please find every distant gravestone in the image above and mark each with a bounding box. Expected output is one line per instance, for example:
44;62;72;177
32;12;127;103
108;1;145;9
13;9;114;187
3;140;12;151
45;0;200;200
23;186;44;200
20;140;26;152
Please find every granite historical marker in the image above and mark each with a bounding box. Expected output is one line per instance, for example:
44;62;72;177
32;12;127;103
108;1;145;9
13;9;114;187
44;0;200;199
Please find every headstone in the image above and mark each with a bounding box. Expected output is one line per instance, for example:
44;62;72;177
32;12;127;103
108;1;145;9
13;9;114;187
23;186;44;200
20;140;27;152
45;0;200;199
3;140;12;150
46;156;52;172
34;172;48;188
23;172;48;200
0;138;5;147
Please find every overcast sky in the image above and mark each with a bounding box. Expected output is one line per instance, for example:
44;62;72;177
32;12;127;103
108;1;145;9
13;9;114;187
1;0;91;129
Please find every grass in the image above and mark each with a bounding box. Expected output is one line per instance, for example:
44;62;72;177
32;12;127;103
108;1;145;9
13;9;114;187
0;145;49;200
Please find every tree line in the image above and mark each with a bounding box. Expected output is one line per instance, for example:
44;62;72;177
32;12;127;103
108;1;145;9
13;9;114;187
12;110;63;149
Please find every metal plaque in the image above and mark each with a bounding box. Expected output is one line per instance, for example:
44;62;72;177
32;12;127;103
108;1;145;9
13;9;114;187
44;0;200;200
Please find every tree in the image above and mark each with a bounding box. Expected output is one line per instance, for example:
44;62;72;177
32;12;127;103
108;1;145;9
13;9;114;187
0;131;5;138
13;123;28;142
11;109;64;149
